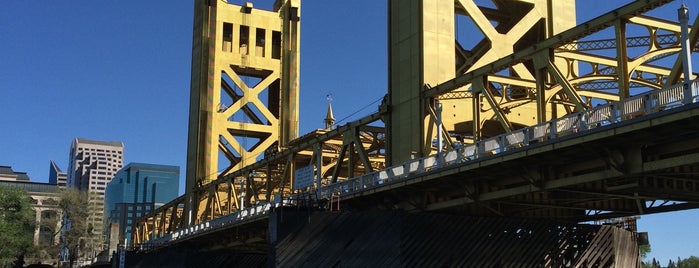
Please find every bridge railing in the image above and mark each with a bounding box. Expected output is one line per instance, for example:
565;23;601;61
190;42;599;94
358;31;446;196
313;79;698;201
139;201;279;249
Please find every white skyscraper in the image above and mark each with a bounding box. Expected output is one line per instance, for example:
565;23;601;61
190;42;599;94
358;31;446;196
66;138;124;256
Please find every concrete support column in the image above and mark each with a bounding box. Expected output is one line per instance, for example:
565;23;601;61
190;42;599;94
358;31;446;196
33;207;42;245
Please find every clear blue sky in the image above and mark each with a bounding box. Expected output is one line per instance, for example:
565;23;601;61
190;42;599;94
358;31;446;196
0;0;696;263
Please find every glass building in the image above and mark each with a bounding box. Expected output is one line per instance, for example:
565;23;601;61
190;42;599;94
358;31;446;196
103;162;179;253
49;160;67;189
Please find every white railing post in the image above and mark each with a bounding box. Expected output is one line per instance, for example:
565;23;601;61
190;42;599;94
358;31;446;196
436;102;443;163
523;128;530;146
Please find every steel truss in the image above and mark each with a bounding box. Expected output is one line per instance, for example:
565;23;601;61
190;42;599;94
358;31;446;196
134;109;388;245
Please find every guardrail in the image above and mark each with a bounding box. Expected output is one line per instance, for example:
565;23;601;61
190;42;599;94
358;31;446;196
139;79;698;248
140;202;279;249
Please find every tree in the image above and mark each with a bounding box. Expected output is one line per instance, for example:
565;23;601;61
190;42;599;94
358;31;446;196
639;244;651;260
0;185;36;267
59;189;90;268
642;257;661;268
668;259;677;268
25;209;61;265
677;256;699;268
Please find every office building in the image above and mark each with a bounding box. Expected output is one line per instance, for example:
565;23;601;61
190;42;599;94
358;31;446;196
103;162;179;254
66;138;124;255
49;160;67;189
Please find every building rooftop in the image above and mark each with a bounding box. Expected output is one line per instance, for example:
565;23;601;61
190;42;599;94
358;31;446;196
74;137;124;147
0;180;60;193
0;165;30;181
50;160;63;173
121;162;180;173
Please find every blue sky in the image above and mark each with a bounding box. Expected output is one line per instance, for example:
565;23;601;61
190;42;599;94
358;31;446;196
0;0;696;263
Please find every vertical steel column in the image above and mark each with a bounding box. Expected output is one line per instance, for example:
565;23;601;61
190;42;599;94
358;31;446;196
185;0;215;225
280;1;301;146
388;0;455;165
315;143;322;189
615;19;630;99
679;4;694;102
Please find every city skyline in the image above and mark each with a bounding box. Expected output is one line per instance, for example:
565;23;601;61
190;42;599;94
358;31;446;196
1;0;697;263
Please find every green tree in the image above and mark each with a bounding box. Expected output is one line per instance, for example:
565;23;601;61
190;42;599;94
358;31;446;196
25;209;61;265
642;257;661;268
640;244;651;260
59;189;90;268
668;259;677;268
0;185;36;267
677;256;699;268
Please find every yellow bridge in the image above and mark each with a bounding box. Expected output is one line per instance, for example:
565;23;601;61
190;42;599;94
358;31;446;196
128;0;698;266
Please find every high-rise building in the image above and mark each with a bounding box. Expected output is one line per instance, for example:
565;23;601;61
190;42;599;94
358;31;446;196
66;138;124;256
103;163;179;254
49;160;67;189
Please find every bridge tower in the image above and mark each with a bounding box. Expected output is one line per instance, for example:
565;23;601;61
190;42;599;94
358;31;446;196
185;0;300;224
387;0;576;164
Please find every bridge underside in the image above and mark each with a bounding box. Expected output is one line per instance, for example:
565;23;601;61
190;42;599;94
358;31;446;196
343;104;699;222
275;211;640;267
125;210;640;267
126;217;269;267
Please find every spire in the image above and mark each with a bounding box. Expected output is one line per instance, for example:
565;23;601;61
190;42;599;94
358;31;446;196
324;102;335;130
324;93;335;130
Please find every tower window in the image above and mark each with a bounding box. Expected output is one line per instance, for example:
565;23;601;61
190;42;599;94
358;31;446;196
223;22;233;52
239;25;249;55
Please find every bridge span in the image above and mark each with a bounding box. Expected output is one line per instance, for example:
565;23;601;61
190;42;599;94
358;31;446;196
126;79;699;267
125;0;699;266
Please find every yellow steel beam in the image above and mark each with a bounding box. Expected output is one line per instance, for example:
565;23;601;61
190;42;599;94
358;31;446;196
628;15;681;32
426;0;673;98
474;76;514;132
456;0;563;79
616;19;631;99
556;51;674;77
488;75;537;89
535;52;587;112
